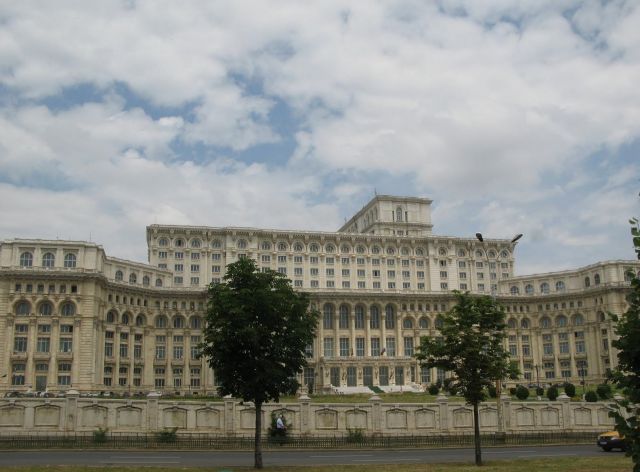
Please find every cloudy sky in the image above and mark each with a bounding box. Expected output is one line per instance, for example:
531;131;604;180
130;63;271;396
1;0;639;274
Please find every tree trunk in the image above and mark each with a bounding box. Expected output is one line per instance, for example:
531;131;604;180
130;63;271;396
254;401;263;469
473;401;482;466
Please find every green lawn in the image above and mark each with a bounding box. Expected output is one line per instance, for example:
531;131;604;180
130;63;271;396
0;456;631;471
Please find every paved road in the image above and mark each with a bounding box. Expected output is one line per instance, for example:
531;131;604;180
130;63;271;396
0;445;617;467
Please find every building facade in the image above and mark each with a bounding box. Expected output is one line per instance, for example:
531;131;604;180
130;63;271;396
0;195;638;395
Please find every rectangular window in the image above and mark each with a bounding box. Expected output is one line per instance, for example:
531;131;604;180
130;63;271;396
173;346;184;359
104;342;113;357
326;257;334;264
310;256;318;264
294;256;303;263
420;366;431;384
155;345;166;359
357;258;365;265
174;264;183;272
403;337;414;357
294;267;303;276
37;337;50;353
59;338;73;353
356;337;365;357
310;268;319;276
385;337;396;357
326;280;335;288
190;264;200;272
323;337;334;358
13;336;28;353
387;259;395;267
311;280;319;288
341;269;350;277
277;255;287;263
373;281;381;289
339;337;350;357
370;337;380;356
372;258;380;266
326;268;334;276
388;282;396;289
261;255;271;263
294;280;303;287
278;267;287;275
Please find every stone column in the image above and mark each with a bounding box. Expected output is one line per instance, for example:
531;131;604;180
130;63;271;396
369;394;382;433
437;393;449;432
298;393;311;434
558;392;571;430
147;391;161;431
65;389;80;432
224;395;235;434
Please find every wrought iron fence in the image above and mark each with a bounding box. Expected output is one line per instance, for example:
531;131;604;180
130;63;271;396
0;430;599;450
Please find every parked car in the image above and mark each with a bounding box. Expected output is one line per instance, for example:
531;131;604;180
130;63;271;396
597;430;626;451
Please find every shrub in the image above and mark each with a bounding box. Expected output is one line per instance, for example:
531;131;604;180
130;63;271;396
536;386;544;397
585;390;598;402
487;384;497;398
596;383;612;400
509;387;517;396
547;385;559;401
515;385;530;400
564;382;576;397
427;384;440;395
443;378;458;395
92;427;108;444
157;427;178;443
346;428;365;444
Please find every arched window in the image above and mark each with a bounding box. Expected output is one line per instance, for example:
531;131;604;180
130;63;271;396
158;238;168;247
339;304;350;329
143;275;150;286
42;252;55;267
594;274;601;285
155;315;168;328
475;250;483;258
438;247;447;256
488;250;496;258
386;247;396;255
416;248;424;256
540;282;549;294
278;242;288;251
584;276;590;288
155;278;163;287
539;316;551;329
135;314;146;327
510;286;519;295
129;273;137;284
402;317;413;329
525;284;534;294
106;310;117;323
419;317;429;329
555;281;565;292
457;249;466;257
507;318;517;329
115;270;123;281
39;301;53;316
190;239;201;248
556;315;567;327
355;305;365;329
370;305;380;329
323;304;334;329
500;250;509;258
371;246;381;254
190;316;202;329
237;239;247;249
211;239;222;249
385;304;395;329
340;245;350;254
294;242;304;252
396;207;403;222
520;318;530;329
173;316;185;328
121;313;130;325
309;243;319;253
61;302;75;316
356;245;366;254
435;316;444;329
401;247;410;256
325;244;335;253
572;314;584;326
19;252;33;267
64;253;76;268
16;301;30;316
175;238;184;247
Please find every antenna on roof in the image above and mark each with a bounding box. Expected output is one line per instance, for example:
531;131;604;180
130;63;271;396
374;188;378;196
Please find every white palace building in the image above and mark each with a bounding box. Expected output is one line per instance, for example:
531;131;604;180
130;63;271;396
0;195;638;395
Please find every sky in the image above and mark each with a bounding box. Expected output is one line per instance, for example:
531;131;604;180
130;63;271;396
1;0;639;275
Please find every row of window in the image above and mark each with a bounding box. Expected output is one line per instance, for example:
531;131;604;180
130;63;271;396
105;311;204;329
510;275;608;295
10;362;71;386
19;252;77;268
321;336;415;358
156;236;512;260
321;304;443;330
14;300;76;316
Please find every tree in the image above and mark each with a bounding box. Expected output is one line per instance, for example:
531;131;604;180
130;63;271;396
416;291;517;466
609;216;640;471
200;258;318;469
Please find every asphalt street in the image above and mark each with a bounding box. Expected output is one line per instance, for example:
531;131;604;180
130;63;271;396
0;444;616;467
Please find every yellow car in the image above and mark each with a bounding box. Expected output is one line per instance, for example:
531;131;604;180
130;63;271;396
597;430;626;452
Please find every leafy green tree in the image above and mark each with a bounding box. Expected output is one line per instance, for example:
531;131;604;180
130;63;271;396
416;291;517;466
200;258;318;469
609;217;640;471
